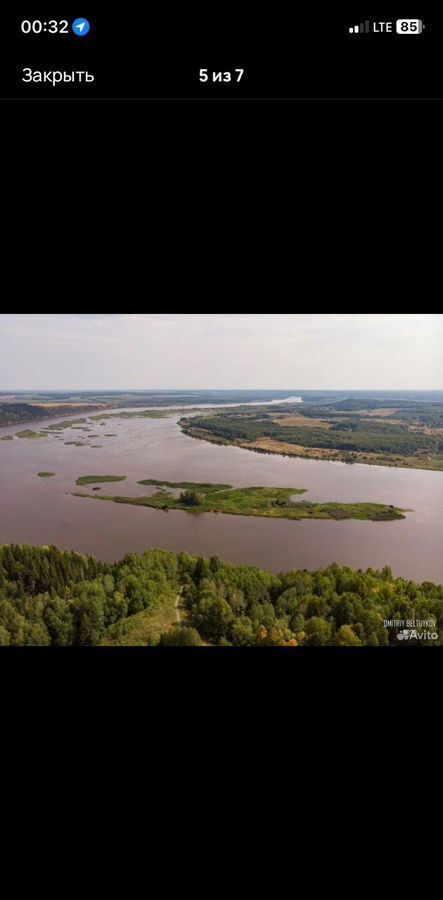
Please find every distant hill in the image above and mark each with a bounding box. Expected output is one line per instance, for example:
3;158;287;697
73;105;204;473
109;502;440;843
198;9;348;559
0;403;102;426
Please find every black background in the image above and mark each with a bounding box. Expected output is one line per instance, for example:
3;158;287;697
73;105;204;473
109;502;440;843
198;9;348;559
3;6;443;98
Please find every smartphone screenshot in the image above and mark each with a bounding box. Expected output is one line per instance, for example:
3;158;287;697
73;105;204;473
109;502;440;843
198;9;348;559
1;12;441;683
2;8;442;99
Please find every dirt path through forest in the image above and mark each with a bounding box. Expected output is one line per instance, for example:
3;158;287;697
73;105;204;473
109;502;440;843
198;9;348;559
175;585;184;623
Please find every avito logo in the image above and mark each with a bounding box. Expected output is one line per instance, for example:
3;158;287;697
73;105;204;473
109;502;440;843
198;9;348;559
397;628;438;641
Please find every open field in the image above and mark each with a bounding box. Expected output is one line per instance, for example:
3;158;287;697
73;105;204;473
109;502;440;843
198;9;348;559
31;402;107;409
89;410;173;421
100;593;180;646
361;408;401;417
271;415;331;428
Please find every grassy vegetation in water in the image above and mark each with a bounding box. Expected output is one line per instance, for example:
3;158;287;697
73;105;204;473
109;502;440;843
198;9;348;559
73;480;407;521
75;475;127;485
0;435;14;441
15;430;47;440
37;472;55;478
43;419;88;430
137;478;232;491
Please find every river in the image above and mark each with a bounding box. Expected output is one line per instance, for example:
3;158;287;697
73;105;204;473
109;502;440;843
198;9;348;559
0;407;442;582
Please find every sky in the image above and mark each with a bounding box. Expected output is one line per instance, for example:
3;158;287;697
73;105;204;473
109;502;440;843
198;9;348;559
0;313;441;391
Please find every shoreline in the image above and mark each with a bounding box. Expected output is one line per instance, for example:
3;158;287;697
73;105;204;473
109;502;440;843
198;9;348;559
180;422;443;473
0;408;109;434
0;395;304;433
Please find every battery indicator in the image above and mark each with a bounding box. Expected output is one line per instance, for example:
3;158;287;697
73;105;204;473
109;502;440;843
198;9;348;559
396;19;424;34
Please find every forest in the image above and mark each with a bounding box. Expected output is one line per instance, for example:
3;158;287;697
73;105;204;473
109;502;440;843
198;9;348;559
298;399;443;427
0;544;441;647
181;400;443;470
0;403;103;427
184;414;441;455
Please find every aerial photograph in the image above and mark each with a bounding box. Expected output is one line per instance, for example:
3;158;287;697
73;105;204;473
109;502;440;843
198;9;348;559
0;312;442;647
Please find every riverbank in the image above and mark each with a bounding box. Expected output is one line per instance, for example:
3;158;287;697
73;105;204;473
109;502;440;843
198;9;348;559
180;422;443;472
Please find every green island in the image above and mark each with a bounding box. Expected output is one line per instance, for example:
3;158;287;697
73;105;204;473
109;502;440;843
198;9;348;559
0;435;14;441
15;430;47;440
0;544;441;646
37;472;55;478
73;479;407;521
75;475;127;486
179;397;443;471
43;418;88;431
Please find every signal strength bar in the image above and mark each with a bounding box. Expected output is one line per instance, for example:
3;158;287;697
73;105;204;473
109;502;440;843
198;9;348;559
349;21;370;34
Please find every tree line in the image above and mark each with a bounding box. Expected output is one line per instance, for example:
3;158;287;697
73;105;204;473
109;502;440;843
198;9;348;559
188;414;441;457
0;544;441;646
0;544;177;646
0;403;99;427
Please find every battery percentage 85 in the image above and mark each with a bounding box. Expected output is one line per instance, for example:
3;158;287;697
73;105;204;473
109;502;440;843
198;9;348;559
396;19;424;34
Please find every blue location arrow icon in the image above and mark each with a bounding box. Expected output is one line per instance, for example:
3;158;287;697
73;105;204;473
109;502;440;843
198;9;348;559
72;18;91;36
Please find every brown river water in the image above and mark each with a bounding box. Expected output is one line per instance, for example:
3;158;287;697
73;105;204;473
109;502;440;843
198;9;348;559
0;408;442;583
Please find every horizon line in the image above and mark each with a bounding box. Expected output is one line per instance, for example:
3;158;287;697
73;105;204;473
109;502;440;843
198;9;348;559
1;388;442;394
